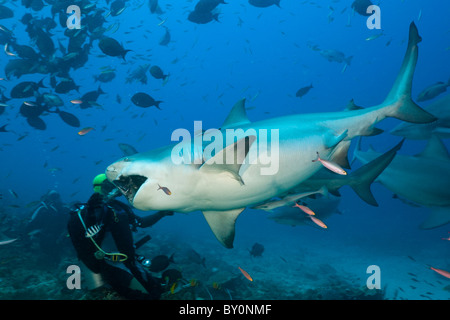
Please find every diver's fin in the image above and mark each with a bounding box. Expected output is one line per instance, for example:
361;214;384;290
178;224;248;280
420;207;450;229
200;135;256;185
202;208;245;248
221;98;251;129
349;139;404;206
384;22;437;124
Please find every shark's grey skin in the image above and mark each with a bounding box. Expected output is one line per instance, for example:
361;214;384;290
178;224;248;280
391;94;450;140
354;136;450;229
106;23;436;248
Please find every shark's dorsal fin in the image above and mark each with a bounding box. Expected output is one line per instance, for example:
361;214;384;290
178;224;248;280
221;98;250;129
415;135;450;161
202;208;245;248
200;135;256;185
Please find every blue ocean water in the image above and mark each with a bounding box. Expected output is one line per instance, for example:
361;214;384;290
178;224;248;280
0;0;449;301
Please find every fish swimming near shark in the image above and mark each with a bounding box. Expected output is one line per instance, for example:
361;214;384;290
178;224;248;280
354;135;450;229
106;22;436;248
267;195;341;227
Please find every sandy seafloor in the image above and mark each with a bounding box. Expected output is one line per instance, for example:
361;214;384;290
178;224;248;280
1;186;449;301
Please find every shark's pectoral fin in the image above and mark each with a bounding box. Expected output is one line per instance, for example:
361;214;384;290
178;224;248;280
419;207;450;229
200;135;256;185
202;208;245;248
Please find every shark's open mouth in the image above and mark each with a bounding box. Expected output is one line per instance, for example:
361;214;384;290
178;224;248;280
113;174;147;203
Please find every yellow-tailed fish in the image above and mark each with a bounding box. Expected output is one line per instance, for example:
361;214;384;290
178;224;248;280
157;184;172;195
293;203;315;216
238;266;253;282
309;216;328;229
78;127;94;136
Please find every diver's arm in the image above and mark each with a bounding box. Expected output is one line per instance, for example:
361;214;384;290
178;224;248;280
136;211;173;228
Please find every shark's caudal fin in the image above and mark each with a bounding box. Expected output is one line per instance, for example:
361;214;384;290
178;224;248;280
348;138;404;206
202;208;245;248
383;22;436;124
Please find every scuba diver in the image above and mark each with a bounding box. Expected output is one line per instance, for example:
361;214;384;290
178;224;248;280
24;190;71;265
67;173;174;300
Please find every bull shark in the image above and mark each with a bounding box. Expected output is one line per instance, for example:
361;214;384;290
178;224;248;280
354;135;450;229
106;22;436;248
390;93;450;140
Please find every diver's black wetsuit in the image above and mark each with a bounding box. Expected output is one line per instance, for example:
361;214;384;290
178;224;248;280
67;193;163;300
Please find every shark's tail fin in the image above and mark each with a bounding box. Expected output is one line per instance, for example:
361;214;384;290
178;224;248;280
348;139;404;206
383;22;437;124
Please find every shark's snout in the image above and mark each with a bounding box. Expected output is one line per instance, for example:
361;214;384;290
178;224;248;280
106;164;120;181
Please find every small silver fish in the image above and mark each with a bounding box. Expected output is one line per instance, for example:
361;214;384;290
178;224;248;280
312;152;347;175
0;238;17;246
